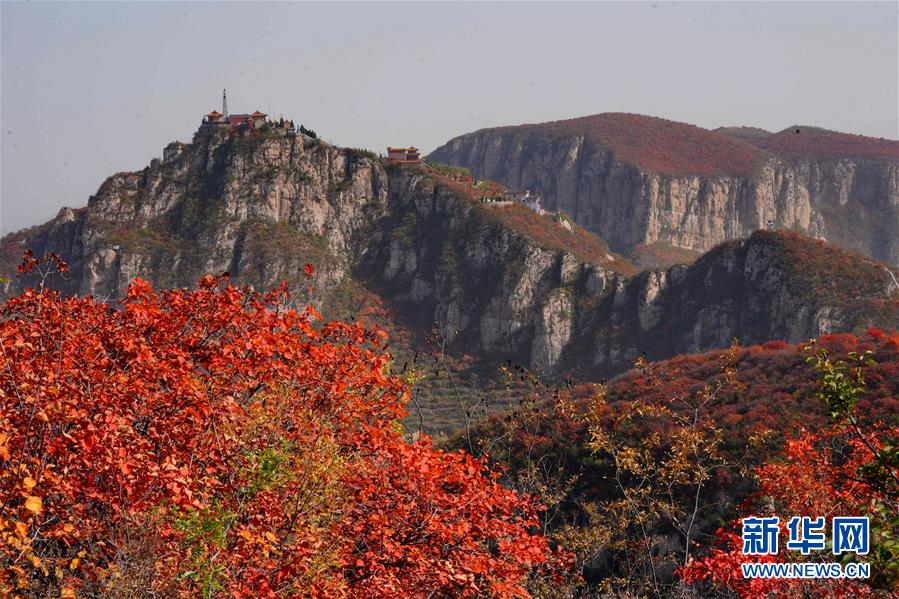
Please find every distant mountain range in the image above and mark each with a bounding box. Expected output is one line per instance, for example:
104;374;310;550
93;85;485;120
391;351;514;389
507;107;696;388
429;112;899;267
2;113;897;433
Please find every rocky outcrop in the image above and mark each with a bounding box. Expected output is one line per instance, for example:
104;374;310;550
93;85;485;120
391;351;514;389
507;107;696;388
3;129;389;306
428;116;899;267
357;172;898;375
356;169;619;372
4;127;897;380
565;230;899;377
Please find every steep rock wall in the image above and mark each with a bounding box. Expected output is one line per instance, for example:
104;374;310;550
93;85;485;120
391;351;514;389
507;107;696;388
4;134;897;380
4;130;389;304
357;170;618;372
429;130;899;266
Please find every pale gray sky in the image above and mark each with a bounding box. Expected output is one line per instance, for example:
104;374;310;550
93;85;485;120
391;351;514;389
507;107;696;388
2;1;897;234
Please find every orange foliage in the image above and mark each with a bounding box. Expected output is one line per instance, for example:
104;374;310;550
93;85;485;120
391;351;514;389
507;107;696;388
679;425;895;597
0;258;569;597
503;113;767;177
758;127;899;161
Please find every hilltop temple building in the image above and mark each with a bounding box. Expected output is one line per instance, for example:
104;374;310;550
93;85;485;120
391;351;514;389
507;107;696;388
387;147;422;163
201;90;296;136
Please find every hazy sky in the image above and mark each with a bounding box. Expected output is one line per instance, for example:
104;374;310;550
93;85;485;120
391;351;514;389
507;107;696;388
2;1;897;234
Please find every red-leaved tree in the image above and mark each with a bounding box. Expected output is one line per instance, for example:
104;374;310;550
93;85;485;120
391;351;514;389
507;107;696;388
0;256;568;597
679;340;899;597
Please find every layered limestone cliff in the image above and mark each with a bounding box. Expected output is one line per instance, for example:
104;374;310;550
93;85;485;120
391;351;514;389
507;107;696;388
356;169;621;371
2;129;389;306
356;172;898;375
3;126;898;381
567;230;899;377
428;115;899;267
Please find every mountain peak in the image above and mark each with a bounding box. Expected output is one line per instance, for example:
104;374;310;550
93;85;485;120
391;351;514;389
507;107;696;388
744;228;899;308
459;112;768;177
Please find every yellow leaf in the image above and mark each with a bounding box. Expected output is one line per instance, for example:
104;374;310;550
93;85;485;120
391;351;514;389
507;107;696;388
69;557;80;570
24;495;42;514
15;521;28;539
23;476;36;489
61;587;76;598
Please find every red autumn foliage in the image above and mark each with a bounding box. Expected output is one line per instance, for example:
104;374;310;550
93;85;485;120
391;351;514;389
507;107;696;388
461;332;899;594
481;203;636;274
463;331;899;536
599;330;899;439
678;425;896;597
0;261;569;597
468;330;899;478
497;113;768;177
757;126;899;161
755;230;899;313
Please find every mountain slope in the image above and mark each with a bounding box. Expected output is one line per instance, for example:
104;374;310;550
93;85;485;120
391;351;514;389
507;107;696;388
429;113;899;267
2;129;389;308
356;166;628;372
755;126;899;161
2;124;897;402
359;171;899;377
473;112;769;177
565;229;899;378
457;329;899;587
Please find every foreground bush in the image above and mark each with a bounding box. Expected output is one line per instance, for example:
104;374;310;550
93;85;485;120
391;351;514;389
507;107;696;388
0;261;567;597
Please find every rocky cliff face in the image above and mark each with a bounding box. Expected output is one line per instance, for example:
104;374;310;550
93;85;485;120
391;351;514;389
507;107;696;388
428;115;899;267
358;176;899;375
3;129;389;306
356;169;620;371
3;126;898;382
567;230;899;377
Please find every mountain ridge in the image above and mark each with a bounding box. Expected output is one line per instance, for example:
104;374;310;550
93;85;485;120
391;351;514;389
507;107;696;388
459;112;769;177
429;112;899;267
3;120;898;432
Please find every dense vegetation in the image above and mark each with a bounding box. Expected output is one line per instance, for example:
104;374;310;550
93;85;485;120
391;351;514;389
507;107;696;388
455;331;899;596
757;126;899;161
0;256;569;597
719;123;899;161
681;345;899;595
494;113;769;177
425;161;472;178
750;230;899;328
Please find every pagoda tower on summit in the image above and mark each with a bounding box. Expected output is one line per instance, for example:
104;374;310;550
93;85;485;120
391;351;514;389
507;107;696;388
222;88;229;120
